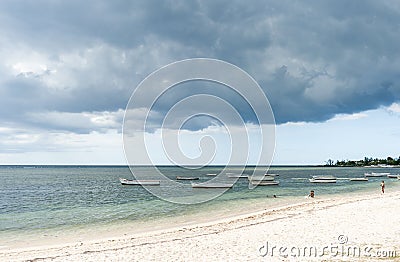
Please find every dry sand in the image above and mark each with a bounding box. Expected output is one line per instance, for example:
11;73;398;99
1;189;399;261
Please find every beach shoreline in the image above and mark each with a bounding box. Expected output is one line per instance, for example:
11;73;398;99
1;185;399;261
0;183;387;250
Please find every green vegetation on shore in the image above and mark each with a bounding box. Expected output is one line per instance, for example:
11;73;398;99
325;156;400;167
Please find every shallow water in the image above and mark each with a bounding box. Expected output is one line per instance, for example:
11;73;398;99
1;165;399;245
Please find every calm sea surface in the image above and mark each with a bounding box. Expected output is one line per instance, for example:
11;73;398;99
1;165;399;241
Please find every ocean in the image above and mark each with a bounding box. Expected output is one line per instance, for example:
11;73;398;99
1;165;399;246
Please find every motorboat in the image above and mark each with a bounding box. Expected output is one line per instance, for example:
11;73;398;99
264;173;279;176
309;178;336;183
309;175;337;183
227;174;248;178
250;181;279;186
364;172;389;177
176;176;200;180
349;177;369;182
312;175;336;180
248;175;275;182
373;172;390;176
205;173;217;176
119;178;160;186
191;182;233;188
387;174;398;178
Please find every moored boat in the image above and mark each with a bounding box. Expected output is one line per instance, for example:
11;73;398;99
312;175;337;180
309;178;337;183
205;173;217;176
227;174;248;178
309;175;337;183
176;176;200;180
264;173;279;176
250;181;279;186
349;177;369;182
119;178;160;186
364;172;388;177
248;175;275;182
373;172;390;176
191;182;233;188
364;173;390;177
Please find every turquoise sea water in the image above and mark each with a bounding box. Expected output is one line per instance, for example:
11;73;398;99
1;165;399;244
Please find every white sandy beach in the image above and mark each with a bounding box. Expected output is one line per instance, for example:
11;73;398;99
1;188;399;262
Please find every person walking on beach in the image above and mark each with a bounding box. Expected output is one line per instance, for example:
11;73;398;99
381;180;385;193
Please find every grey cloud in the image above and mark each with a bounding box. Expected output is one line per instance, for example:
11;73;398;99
1;0;400;133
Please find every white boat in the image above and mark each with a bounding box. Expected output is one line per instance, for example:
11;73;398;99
398;176;400;180
378;164;394;168
373;172;390;176
205;173;217;176
176;176;199;180
119;178;160;186
349;177;369;182
312;175;337;180
250;181;279;186
227;174;248;178
387;174;398;178
191;182;233;188
248;175;275;181
264;173;279;176
309;176;337;183
364;172;389;177
309;178;336;183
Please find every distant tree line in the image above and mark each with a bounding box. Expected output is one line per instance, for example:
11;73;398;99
325;156;400;167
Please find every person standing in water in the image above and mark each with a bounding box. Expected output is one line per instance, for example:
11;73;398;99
381;181;385;193
308;190;314;198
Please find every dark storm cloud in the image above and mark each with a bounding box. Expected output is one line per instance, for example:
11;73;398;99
1;0;400;132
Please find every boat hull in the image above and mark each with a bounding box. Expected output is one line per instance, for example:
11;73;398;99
251;181;279;186
309;178;336;183
349;178;368;181
312;175;337;180
264;173;279;176
248;175;275;182
365;173;389;177
227;174;248;178
119;178;160;186
191;183;233;188
176;176;199;180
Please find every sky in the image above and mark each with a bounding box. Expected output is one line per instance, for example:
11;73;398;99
0;0;399;165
